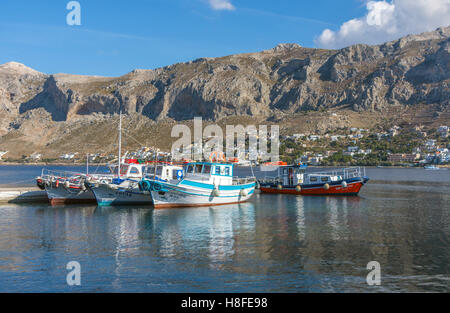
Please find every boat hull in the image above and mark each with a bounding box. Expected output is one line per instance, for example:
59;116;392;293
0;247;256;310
89;183;152;206
259;178;368;196
45;184;96;205
149;181;256;209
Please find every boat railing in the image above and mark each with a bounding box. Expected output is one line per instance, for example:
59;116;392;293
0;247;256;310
40;169;114;183
258;167;365;184
40;169;85;181
232;176;256;185
308;167;364;180
258;176;282;185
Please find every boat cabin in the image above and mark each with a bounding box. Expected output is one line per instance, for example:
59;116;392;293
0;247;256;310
270;164;353;186
275;164;307;186
184;162;234;185
108;163;145;179
144;163;185;182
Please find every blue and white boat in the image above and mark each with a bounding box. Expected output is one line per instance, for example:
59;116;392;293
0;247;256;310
88;162;184;206
141;162;256;208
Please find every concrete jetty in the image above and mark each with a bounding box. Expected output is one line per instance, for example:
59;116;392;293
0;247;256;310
0;187;48;203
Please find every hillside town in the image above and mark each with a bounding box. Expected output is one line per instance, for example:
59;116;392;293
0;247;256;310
0;125;448;167
280;125;449;167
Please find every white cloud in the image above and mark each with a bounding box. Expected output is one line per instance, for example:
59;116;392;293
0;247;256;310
316;0;450;49
207;0;235;11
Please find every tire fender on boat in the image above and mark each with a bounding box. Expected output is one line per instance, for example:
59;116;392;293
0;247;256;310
295;185;301;192
36;178;46;190
240;189;247;197
342;181;348;188
153;182;162;192
277;184;283;190
139;180;151;192
324;183;330;190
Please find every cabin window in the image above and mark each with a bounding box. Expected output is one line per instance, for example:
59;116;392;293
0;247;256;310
321;177;329;182
283;168;288;175
310;177;318;182
195;164;203;173
203;165;211;174
130;167;139;174
156;166;163;176
224;167;230;176
146;167;155;175
187;165;194;173
215;166;221;175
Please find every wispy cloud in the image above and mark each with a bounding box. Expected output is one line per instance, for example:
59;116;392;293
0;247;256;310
207;0;235;11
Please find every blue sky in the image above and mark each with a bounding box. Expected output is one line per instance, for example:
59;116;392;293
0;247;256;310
0;0;385;76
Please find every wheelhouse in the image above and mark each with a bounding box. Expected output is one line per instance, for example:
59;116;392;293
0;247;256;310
108;163;144;179
144;163;184;182
278;164;307;186
184;162;235;185
185;162;233;177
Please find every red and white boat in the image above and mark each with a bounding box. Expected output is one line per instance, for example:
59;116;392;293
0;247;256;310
258;165;369;196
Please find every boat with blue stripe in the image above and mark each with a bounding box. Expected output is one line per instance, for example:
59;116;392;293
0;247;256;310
141;162;256;208
88;162;184;206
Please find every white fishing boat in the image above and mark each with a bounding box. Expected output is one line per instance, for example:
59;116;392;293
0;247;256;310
36;169;96;205
143;162;256;208
88;162;183;206
36;162;140;205
36;111;131;205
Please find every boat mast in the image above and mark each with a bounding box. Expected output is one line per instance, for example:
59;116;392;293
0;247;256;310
118;110;122;178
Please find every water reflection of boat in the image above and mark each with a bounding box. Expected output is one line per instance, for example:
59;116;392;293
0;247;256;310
424;165;440;170
259;164;369;196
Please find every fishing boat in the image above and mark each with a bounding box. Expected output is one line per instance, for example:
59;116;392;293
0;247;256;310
88;162;184;206
36;169;97;205
36;110;130;206
142;162;256;208
258;164;369;196
36;161;144;205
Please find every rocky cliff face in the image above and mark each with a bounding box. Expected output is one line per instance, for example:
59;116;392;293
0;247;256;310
0;27;449;157
2;26;449;124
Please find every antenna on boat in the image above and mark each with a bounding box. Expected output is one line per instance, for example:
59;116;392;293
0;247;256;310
86;153;89;176
118;110;122;178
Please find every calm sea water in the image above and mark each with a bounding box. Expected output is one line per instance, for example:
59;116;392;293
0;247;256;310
0;166;448;292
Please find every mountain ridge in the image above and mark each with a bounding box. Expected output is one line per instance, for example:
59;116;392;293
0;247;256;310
0;26;449;158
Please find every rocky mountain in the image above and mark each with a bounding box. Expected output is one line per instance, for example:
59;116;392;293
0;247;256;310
0;27;449;158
